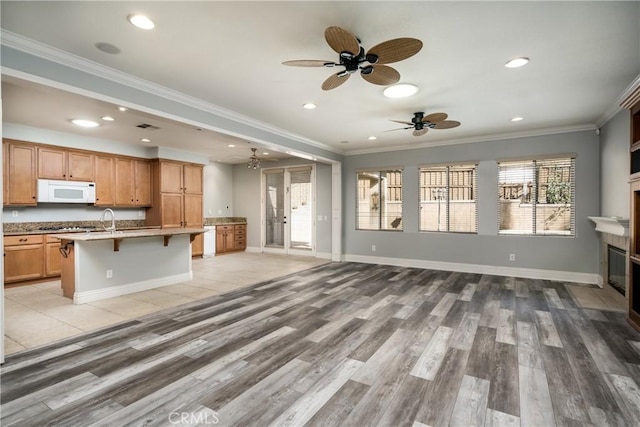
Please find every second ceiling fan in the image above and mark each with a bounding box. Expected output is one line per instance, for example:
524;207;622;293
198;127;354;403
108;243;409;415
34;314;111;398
283;26;422;90
388;112;461;136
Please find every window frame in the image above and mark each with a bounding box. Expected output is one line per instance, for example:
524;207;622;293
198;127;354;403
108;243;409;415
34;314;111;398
356;168;404;231
497;156;576;237
418;163;478;234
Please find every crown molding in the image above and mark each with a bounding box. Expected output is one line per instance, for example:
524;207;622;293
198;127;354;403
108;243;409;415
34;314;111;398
0;30;342;156
596;73;640;127
344;124;597;156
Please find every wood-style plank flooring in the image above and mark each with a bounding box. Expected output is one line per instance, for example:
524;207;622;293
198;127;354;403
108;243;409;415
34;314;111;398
2;262;640;426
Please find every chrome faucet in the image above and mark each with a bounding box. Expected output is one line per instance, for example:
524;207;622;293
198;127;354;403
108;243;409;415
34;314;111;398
100;208;116;233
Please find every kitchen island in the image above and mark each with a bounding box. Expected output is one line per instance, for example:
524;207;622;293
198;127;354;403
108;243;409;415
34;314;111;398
53;227;205;304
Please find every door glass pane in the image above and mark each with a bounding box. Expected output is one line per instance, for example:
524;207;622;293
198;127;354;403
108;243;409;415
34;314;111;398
289;168;312;250
265;171;284;247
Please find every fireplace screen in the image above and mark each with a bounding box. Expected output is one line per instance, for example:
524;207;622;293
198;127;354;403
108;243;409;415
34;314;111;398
608;245;626;296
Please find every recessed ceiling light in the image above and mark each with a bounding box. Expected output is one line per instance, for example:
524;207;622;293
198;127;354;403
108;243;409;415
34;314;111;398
511;116;524;122
95;42;121;55
262;152;269;155
302;103;317;110
128;14;155;30
141;138;151;143
227;144;236;148
368;136;377;141
118;106;128;112
505;57;529;68
71;119;99;128
101;116;115;121
383;83;419;99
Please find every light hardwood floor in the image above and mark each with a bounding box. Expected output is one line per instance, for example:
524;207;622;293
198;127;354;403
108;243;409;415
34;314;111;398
2;261;639;426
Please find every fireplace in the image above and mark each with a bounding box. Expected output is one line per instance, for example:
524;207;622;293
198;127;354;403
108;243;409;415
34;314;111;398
608;245;626;296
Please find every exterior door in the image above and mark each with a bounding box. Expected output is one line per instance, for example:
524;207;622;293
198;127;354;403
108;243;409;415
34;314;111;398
262;166;315;255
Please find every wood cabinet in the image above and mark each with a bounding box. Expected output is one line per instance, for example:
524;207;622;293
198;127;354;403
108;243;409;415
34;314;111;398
114;158;152;207
216;224;246;254
628;92;640;332
4;235;44;283
146;160;204;257
38;147;94;181
3;140;37;206
94;155;115;206
45;235;62;277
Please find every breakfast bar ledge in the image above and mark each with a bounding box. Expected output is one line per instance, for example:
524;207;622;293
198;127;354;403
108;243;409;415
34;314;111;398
52;228;205;304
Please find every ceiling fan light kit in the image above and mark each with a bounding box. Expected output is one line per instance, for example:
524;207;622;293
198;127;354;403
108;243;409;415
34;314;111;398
283;26;422;91
388;111;461;137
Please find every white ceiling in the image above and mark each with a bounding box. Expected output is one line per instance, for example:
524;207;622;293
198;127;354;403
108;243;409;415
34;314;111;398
1;1;639;159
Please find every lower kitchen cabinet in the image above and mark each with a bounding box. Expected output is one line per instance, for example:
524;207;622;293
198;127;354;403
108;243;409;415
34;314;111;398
4;235;44;283
216;224;247;254
45;235;62;277
192;233;203;257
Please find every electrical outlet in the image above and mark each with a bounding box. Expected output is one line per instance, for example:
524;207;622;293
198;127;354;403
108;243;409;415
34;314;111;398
317;215;323;221
106;269;113;279
137;210;144;217
11;211;18;218
208;210;213;216
324;216;328;221
372;245;376;252
218;210;223;215
509;253;516;261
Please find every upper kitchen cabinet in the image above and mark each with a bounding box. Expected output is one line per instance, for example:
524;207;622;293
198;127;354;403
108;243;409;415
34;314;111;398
159;161;203;195
3;139;37;206
38;146;94;181
94;155;115;206
114;158;152;207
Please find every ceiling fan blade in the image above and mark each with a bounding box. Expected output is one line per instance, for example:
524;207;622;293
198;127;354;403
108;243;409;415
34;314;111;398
383;127;413;133
423;112;448;123
413;128;429;137
322;72;350;90
390;120;413;125
361;65;400;86
434;120;461;129
325;26;360;56
367;38;423;64
282;60;336;67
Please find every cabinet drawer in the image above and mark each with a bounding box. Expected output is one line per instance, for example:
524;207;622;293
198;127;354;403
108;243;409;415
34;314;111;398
46;234;61;243
217;225;233;231
235;224;246;231
234;235;246;242
4;234;44;246
234;228;246;236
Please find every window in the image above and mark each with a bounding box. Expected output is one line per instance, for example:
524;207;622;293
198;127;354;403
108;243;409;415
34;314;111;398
357;169;403;230
498;157;575;235
419;164;477;233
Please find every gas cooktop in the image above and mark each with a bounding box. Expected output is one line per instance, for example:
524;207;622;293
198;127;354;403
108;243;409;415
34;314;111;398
38;226;96;232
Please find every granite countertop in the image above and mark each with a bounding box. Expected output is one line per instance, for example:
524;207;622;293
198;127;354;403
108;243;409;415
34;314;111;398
4;226;161;237
52;227;205;241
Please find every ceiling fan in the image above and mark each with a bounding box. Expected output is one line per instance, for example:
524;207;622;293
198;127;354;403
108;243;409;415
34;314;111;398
283;26;422;90
388;112;461;136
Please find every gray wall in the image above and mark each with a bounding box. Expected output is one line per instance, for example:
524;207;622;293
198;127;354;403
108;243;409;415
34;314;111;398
343;130;601;274
232;159;333;254
203;162;234;217
600;110;630;218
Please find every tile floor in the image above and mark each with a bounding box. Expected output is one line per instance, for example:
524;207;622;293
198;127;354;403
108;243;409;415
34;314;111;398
3;254;628;356
3;252;328;355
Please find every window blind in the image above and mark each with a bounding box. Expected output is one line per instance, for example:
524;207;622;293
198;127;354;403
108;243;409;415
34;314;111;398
419;164;477;233
498;157;575;235
356;170;403;231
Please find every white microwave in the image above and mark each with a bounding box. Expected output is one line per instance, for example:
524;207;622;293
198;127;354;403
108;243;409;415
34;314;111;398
37;179;96;204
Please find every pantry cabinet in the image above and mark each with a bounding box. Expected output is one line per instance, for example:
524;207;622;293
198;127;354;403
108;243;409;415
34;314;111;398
3;140;37;206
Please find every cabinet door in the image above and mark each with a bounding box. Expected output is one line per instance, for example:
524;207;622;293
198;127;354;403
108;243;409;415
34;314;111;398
67;151;94;181
4;244;44;282
45;242;62;277
94;156;115;206
38;147;67;179
216;230;227;253
191;233;203;257
134;160;152;206
114;158;134;206
160;162;183;193
3;142;8;204
183;194;203;228
183;164;203;194
8;143;37;205
161;193;184;228
223;229;235;252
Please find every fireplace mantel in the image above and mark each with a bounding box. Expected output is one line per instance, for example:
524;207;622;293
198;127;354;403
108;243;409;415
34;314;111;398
588;216;630;237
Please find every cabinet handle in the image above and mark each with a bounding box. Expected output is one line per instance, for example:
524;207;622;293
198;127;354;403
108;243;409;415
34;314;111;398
70;175;73;178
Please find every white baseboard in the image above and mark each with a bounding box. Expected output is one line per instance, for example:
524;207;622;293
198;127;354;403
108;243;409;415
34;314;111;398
596;275;604;287
343;254;600;285
245;246;261;253
73;272;193;304
316;252;332;260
